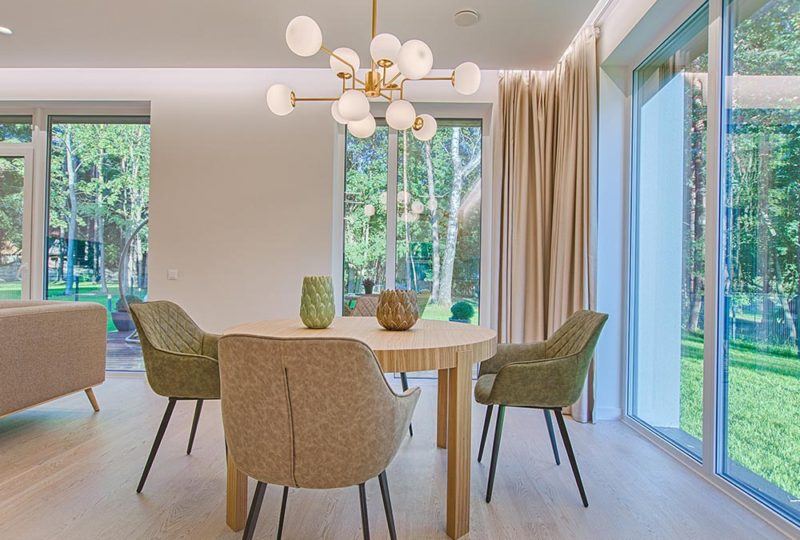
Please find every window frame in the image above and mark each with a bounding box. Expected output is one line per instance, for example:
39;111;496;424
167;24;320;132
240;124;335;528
332;102;494;329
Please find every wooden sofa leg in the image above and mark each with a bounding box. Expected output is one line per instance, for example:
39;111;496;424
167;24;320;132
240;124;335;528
85;388;100;412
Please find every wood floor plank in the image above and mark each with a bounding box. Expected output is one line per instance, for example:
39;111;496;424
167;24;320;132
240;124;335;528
0;375;785;539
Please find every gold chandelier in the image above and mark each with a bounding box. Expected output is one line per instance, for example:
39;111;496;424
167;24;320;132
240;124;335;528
266;0;481;140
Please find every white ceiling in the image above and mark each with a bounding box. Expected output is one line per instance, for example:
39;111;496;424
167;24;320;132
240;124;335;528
0;0;600;70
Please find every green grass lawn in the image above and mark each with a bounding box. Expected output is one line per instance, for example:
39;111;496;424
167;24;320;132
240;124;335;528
681;331;800;498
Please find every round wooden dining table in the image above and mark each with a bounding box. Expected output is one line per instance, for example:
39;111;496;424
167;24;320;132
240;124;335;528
222;316;497;539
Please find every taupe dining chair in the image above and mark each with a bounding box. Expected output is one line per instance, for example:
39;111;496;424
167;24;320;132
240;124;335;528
218;335;420;540
475;310;608;507
130;301;221;493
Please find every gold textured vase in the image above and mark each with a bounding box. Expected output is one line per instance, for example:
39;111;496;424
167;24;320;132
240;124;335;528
376;290;419;331
300;275;335;329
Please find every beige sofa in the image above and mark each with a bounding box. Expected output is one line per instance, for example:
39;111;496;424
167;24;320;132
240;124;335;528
0;300;107;417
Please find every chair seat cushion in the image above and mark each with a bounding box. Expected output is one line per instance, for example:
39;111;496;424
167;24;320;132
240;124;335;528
474;374;497;405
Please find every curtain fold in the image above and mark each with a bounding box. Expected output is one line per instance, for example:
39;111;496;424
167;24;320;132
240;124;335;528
495;27;598;422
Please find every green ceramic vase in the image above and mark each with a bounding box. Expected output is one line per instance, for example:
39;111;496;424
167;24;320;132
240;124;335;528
300;275;335;329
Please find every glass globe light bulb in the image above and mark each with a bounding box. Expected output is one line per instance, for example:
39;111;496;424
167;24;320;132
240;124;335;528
266;84;295;116
331;102;347;124
453;62;481;95
285;16;322;57
385;100;416;131
412;114;437;141
329;47;360;77
397;39;433;80
337;90;370;122
348;113;376;138
370;33;402;65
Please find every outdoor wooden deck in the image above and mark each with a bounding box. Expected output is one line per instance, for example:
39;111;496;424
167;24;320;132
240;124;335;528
106;331;144;371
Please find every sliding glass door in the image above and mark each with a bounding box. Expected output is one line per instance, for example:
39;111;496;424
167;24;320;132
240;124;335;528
719;0;800;521
629;0;800;525
629;6;709;459
46;116;151;371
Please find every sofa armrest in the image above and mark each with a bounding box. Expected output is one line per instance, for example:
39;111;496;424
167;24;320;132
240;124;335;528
0;302;107;416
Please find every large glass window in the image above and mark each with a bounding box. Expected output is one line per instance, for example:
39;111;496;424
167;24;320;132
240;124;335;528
630;6;709;459
343;124;389;303
720;0;800;521
342;119;483;325
46;116;150;371
395;121;482;324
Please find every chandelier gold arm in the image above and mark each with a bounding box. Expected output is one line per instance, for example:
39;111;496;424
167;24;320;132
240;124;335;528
293;96;339;103
321;45;358;88
399;73;456;99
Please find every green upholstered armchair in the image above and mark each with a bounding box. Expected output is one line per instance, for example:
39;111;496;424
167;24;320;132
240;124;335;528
129;300;221;493
475;309;608;507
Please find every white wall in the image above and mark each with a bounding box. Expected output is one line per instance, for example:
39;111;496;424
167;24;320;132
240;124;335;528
0;68;498;332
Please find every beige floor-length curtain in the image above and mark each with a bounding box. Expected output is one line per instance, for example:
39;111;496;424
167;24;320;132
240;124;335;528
495;27;598;422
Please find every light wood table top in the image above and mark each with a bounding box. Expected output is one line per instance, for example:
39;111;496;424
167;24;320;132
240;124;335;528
224;316;498;373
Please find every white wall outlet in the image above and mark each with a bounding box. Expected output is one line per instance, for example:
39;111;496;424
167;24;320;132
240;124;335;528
167;269;179;280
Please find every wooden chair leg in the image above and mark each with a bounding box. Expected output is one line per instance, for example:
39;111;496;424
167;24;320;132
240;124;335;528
485;405;505;503
378;471;397;540
277;486;289;540
84;388;100;412
137;398;176;493
553;409;588;507
358;483;370;540
187;399;204;454
242;481;267;540
543;409;561;465
399;373;413;437
477;405;493;463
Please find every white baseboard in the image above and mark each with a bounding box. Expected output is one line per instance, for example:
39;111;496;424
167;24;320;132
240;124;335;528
594;406;622;421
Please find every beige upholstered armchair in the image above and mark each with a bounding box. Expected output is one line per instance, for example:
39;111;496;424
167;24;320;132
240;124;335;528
129;300;221;493
475;310;608;507
218;335;420;540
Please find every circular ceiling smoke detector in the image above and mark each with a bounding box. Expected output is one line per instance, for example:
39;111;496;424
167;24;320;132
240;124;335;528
454;9;480;27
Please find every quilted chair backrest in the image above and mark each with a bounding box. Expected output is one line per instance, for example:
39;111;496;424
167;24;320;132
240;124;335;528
130;301;205;355
218;335;405;490
546;310;609;359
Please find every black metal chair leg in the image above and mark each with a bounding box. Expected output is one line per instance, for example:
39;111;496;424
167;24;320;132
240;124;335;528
187;399;204;454
553;409;588;507
478;405;494;463
137;397;177;493
243;481;267;540
358;483;370;540
543;409;561;465
485;405;505;503
377;471;397;540
399;373;413;437
277;486;289;540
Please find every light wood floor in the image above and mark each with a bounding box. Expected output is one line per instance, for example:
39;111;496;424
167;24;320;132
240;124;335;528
0;375;783;539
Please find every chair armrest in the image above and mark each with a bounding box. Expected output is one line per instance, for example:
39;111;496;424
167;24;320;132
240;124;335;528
479;342;547;377
202;333;221;359
144;347;220;399
489;353;586;408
